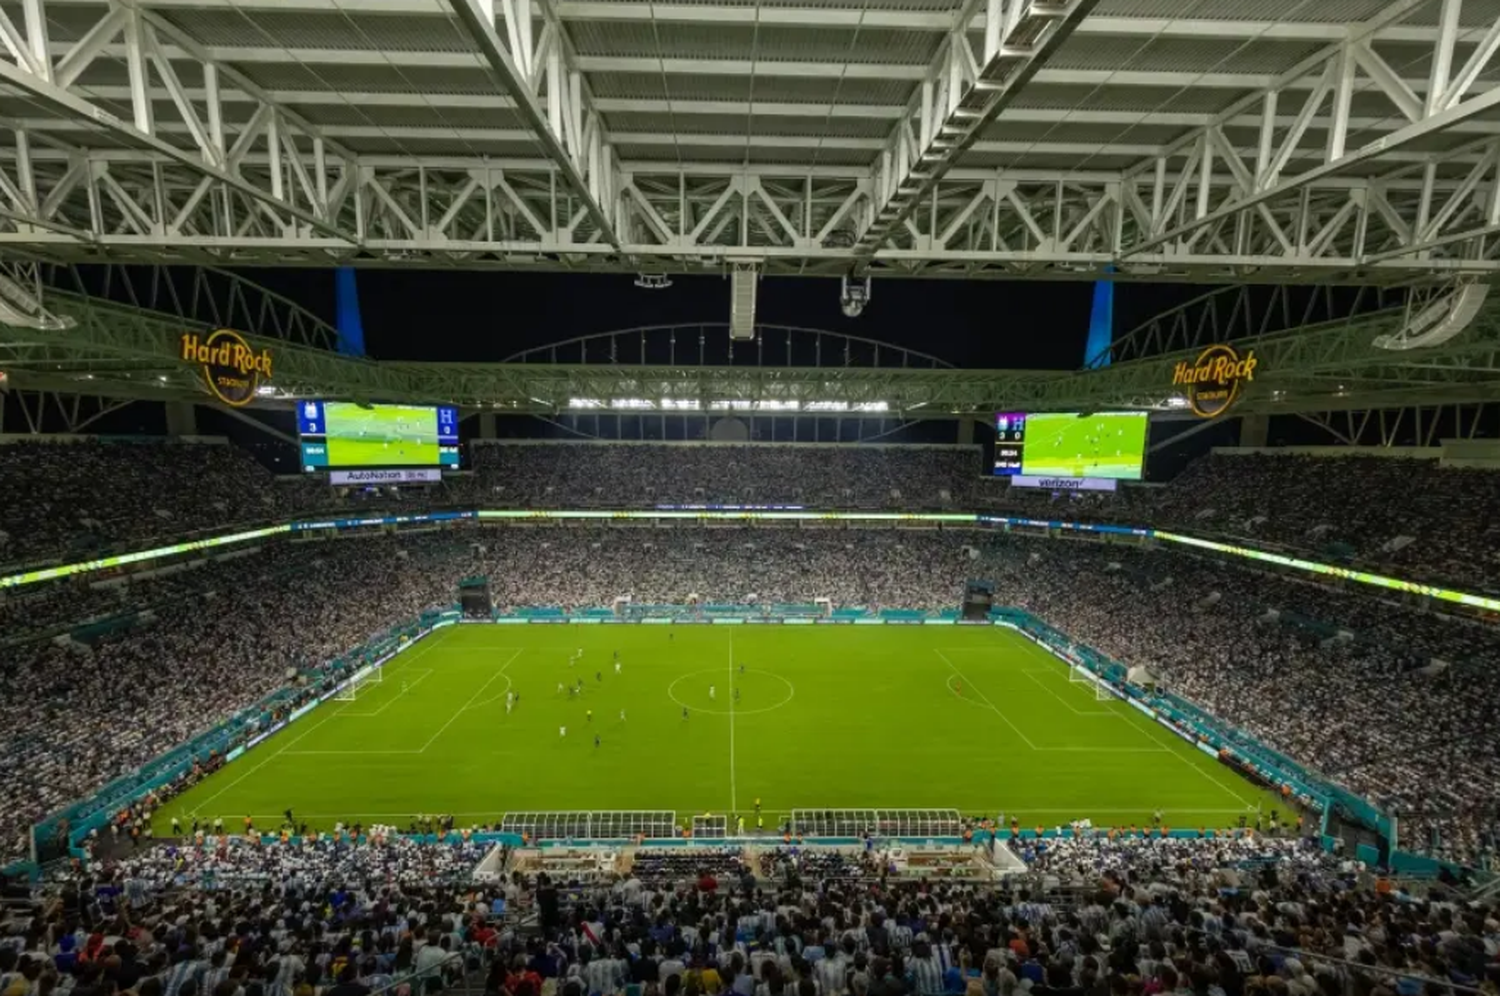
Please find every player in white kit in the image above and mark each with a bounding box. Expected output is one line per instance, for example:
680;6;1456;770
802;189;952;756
709;685;716;700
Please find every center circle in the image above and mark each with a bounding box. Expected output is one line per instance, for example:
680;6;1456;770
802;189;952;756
667;668;795;716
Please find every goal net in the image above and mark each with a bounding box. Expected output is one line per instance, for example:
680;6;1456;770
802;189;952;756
1069;663;1115;702
334;666;383;701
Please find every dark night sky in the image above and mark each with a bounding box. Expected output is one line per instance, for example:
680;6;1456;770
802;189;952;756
249;268;1202;369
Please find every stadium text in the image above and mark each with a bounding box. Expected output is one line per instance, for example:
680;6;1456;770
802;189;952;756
330;468;442;484
1010;476;1118;492
181;329;274;406
1171;344;1257;418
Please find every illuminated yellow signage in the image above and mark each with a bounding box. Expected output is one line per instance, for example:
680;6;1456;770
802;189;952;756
1172;344;1258;418
181;329;273;406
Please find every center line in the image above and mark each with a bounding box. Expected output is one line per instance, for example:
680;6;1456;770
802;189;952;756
728;629;737;815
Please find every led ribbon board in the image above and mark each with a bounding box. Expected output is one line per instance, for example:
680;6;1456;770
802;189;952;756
4;510;1494;617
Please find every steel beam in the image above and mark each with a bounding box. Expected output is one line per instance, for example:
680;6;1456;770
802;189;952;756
854;0;1097;260
17;283;1500;418
445;0;622;249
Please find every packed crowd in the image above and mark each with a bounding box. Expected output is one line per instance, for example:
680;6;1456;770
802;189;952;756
465;443;990;511
480;531;980;611
10;829;1494;996
1143;453;1500;594
992;540;1500;867
1;836;491;996
0;440;442;568
468;443;1500;596
9;438;1500;597
0;536;473;866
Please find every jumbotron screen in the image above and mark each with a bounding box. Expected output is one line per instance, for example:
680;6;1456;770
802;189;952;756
298;401;459;471
1020;411;1148;480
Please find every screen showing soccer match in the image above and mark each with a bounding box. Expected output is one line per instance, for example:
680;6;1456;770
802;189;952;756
297;401;459;472
1019;411;1148;480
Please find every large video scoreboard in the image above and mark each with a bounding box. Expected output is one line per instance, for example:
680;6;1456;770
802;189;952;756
993;411;1148;481
298;401;459;473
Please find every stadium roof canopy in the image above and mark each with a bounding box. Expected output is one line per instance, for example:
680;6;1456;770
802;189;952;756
1;0;1500;282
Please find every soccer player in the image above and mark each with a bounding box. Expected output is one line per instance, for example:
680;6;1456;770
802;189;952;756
596;671;602;683
739;663;745;674
709;685;716;700
557;682;565;694
734;687;741;702
170;815;182;835
614;661;621;675
619;709;626;722
594;734;601;749
506;698;514;715
586;709;593;723
682;706;689;719
559;726;567;738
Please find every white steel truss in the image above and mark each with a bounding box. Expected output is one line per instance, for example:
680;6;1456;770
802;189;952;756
856;0;1098;259
0;0;1498;281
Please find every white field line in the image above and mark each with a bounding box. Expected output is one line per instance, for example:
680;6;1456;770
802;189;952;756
1019;669;1119;717
1008;640;1260;811
188;634;445;812
341;669;434;718
417;648;522;753
935;649;1039;750
727;629;737;813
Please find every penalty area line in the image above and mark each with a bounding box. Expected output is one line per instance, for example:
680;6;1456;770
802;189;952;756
418;648;522;753
935;649;1038;750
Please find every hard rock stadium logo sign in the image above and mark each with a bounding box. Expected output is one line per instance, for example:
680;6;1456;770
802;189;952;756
1171;344;1258;419
181;329;273;407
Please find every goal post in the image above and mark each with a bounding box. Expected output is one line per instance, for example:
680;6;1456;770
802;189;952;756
1068;663;1090;683
334;665;382;701
1095;681;1114;702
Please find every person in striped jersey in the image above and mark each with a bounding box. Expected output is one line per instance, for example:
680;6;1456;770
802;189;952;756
905;940;944;996
814;939;854;996
199;952;232;996
580;946;624;996
161;948;208;996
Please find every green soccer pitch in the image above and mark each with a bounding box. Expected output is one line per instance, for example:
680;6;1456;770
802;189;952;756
1022;413;1148;480
324;403;439;467
154;625;1281;834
